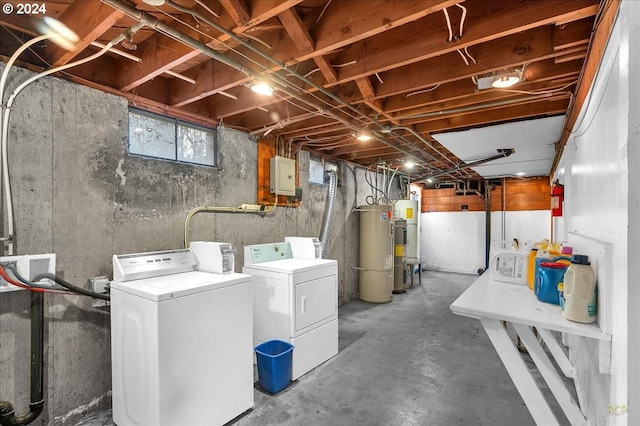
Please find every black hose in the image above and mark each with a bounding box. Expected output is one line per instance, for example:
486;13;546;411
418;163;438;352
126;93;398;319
32;272;110;301
0;292;44;426
4;264;72;292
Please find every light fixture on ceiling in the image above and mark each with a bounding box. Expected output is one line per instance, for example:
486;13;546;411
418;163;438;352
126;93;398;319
476;69;523;90
491;70;522;88
250;82;273;96
405;161;415;169
515;171;527;176
143;0;166;5
355;132;372;142
35;17;80;51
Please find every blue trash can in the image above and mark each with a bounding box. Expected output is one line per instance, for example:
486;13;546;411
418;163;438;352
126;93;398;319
254;340;294;394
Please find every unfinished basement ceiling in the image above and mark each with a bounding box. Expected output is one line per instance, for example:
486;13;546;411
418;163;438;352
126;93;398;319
0;0;612;182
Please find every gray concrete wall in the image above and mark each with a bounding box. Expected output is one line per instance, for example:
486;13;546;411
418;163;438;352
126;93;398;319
0;64;371;424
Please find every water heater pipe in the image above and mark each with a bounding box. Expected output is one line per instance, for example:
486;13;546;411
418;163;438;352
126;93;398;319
183;203;276;247
319;170;337;259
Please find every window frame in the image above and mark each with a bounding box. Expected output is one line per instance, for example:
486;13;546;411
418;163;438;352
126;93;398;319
127;107;218;168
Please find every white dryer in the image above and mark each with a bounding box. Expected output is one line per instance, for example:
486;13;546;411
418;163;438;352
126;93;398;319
243;242;338;380
110;248;253;426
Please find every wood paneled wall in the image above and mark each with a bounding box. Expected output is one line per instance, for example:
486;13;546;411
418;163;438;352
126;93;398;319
421;177;550;212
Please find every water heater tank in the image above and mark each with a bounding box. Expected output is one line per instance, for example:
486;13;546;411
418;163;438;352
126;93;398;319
358;204;394;303
395;199;419;261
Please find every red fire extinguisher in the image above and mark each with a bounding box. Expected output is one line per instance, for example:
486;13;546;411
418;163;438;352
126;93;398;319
551;180;564;217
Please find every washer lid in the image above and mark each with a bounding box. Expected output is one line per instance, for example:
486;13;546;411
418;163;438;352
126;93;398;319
110;271;251;301
243;258;336;274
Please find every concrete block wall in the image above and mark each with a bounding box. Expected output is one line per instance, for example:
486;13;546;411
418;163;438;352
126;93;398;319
0;64;370;424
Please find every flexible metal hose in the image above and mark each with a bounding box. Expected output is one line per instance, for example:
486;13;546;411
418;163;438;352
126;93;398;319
319;170;337;259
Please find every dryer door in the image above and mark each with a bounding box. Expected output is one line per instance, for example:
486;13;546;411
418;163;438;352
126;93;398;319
295;274;337;334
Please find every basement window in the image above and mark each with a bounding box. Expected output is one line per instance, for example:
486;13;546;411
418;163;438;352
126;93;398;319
128;108;217;167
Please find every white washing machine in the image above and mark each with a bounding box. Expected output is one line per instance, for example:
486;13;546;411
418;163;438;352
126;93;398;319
243;242;338;380
110;248;253;426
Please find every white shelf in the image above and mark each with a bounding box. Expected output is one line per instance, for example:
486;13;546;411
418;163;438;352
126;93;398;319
450;272;609;341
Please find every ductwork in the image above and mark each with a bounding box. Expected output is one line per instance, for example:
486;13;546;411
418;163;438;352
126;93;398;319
319;170;337;259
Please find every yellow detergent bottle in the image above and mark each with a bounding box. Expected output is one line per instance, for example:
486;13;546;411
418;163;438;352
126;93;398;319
527;248;538;290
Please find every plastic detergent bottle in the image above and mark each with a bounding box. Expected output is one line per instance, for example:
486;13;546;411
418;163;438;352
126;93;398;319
532;249;551;291
489;250;529;285
527;248;539;290
558;282;565;310
562;255;597;323
535;261;567;305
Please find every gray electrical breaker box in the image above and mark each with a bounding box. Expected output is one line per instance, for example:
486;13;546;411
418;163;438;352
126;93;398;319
270;156;296;196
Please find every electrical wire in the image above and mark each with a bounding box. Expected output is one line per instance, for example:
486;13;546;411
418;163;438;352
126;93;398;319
364;165;387;203
160;0;372;129
443;8;453;42
405;84;441;98
194;0;220;18
31;272;110;301
314;0;333;27
496;80;578;96
464;47;477;64
457;49;470;66
456;3;467;38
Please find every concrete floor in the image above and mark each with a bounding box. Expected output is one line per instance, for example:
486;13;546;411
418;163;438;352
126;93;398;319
76;270;571;426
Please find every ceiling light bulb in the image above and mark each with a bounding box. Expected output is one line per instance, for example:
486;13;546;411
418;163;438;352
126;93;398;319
356;133;372;142
492;73;521;88
405;161;415;169
37;17;79;51
515;171;526;176
251;82;273;96
143;0;166;5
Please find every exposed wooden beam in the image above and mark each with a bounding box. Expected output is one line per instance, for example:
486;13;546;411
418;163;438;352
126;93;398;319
115;0;302;92
50;2;124;67
333;13;595;93
220;0;251;27
171;7;593;119
414;98;571;134
371;18;594;99
313;56;338;84
292;0;462;62
278;7;313;54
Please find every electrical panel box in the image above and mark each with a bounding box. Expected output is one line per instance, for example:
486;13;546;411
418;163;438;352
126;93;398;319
270;156;296;196
0;253;56;292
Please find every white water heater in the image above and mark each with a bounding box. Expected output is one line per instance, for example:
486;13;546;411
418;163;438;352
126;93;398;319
395;199;419;261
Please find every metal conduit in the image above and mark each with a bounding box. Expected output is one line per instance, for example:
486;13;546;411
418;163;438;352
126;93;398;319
164;0;370;125
413;148;514;182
